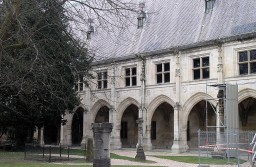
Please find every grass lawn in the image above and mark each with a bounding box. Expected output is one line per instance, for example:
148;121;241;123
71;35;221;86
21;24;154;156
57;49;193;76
154;155;245;165
110;153;155;163
0;151;159;167
0;151;247;166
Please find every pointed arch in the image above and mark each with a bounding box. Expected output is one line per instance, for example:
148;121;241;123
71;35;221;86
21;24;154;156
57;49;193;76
91;99;111;122
147;95;175;126
182;92;216;125
116;97;140;124
238;88;256;103
73;104;88;113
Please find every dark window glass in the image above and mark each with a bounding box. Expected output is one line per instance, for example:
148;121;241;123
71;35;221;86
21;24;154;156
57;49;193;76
87;32;91;40
202;68;209;78
157;74;162;83
239;51;248;62
121;121;127;139
250;62;256;73
98;81;102;89
250;50;256;61
164;73;170;83
97;73;102;80
79;83;83;91
125;67;137;87
125;68;130;76
125;78;130;86
132;77;136;86
137;18;144;29
202;57;209;67
79;75;83;82
193;58;200;68
193;69;200;80
103;80;107;88
75;84;78;91
151;121;156;140
157;64;162;72
103;72;107;79
132;68;136;75
239;63;248;75
164;63;170;71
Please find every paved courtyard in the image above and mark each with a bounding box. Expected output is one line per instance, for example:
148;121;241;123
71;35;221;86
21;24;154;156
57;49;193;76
110;149;251;167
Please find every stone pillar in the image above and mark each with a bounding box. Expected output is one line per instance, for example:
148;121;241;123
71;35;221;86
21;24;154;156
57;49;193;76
217;45;224;84
144;124;152;150
92;123;113;167
172;103;184;153
81;111;87;148
60;122;64;145
135;118;146;160
215;89;225;153
110;123;122;149
135;57;146;159
39;127;44;146
171;51;186;153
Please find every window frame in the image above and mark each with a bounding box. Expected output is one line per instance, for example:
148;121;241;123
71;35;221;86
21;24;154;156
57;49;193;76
75;75;84;92
97;71;108;89
192;56;210;80
125;67;137;87
238;49;256;75
156;62;170;84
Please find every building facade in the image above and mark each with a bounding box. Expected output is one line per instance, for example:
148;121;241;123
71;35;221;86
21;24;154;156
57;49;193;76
43;0;256;152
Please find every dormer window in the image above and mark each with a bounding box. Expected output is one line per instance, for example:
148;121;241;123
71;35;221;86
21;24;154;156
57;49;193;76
205;0;215;12
87;19;94;40
137;3;146;29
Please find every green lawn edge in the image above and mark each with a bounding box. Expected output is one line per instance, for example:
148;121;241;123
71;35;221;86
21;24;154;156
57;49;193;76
153;155;245;165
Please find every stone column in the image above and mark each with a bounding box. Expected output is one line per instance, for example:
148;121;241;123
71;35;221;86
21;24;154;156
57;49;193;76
171;51;185;153
135;57;146;160
92;123;113;167
60;122;64;145
81;110;87;148
39;127;44;146
172;103;184;153
217;45;224;84
144;124;152;150
215;45;225;151
135;118;146;160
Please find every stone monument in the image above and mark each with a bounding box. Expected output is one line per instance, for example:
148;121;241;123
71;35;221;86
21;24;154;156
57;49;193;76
92;123;113;167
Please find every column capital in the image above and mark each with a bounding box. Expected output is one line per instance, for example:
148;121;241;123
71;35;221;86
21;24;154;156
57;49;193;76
174;102;181;110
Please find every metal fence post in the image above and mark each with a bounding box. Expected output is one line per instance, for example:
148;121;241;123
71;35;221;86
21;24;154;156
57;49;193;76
49;146;51;163
60;144;61;158
68;146;70;160
198;129;201;166
43;145;45;158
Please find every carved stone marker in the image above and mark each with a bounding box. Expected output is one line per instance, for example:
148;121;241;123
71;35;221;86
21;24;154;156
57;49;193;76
92;123;113;167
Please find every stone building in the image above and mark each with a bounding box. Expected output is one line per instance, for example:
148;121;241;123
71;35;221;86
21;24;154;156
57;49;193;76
43;0;256;152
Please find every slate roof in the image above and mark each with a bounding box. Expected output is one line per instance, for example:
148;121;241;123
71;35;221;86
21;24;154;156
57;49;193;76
89;0;256;62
